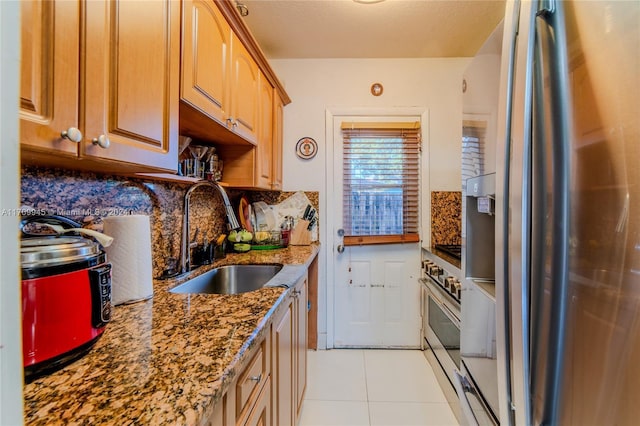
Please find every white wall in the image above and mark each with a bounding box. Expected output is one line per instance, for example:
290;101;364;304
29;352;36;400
270;58;469;347
462;22;504;175
0;0;24;423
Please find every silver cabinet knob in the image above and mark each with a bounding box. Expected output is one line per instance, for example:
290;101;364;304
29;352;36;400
337;244;345;253
226;117;238;129
91;135;110;149
60;127;82;143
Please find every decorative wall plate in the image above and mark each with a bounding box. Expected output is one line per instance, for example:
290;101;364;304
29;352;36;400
370;82;383;96
296;137;318;159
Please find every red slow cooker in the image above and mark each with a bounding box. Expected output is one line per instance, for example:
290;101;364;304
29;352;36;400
21;216;112;381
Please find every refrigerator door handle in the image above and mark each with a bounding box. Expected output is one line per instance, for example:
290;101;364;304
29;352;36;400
453;370;480;426
537;0;556;16
531;1;572;424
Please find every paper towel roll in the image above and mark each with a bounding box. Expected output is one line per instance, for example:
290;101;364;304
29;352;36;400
103;215;154;305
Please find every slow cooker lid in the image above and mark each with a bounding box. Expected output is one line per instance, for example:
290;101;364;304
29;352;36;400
21;236;102;268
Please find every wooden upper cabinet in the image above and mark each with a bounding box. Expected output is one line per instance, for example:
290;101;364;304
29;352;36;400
181;0;230;125
272;94;284;190
256;72;274;189
180;0;259;147
20;0;179;173
20;0;80;157
229;34;259;145
81;0;179;170
179;0;291;189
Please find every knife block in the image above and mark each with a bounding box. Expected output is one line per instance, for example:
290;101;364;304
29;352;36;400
290;220;311;246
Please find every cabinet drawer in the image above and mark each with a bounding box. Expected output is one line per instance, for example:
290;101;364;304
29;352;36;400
236;342;268;421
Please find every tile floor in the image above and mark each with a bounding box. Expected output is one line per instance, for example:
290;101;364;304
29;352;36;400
299;349;460;426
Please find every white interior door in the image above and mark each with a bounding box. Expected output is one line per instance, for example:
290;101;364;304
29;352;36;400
331;114;421;348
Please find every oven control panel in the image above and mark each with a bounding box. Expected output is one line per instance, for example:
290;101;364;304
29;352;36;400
422;259;461;302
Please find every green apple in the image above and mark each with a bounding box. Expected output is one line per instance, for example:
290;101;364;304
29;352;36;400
228;230;240;242
240;229;253;242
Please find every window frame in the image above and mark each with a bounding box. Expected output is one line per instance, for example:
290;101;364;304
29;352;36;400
341;121;421;246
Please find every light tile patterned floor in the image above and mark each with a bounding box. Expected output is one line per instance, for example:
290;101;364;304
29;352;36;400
299;349;460;426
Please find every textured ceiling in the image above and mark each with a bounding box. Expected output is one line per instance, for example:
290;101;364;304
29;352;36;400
241;0;506;59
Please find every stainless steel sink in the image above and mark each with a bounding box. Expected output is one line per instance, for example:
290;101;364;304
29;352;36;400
169;264;283;295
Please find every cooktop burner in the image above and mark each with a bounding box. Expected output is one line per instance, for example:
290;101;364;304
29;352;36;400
434;244;461;260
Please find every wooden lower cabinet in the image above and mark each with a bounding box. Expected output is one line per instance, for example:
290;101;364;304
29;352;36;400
294;275;308;420
273;273;308;426
245;376;271;426
273;296;295;426
208;272;308;426
209;331;271;426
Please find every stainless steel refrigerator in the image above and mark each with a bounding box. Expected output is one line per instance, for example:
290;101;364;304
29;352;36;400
495;0;640;425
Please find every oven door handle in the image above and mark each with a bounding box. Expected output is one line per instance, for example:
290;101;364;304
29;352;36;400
453;370;480;426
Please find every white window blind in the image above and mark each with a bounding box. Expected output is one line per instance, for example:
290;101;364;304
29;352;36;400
341;122;420;245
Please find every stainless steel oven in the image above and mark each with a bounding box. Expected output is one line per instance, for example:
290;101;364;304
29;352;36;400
422;276;460;382
421;253;465;423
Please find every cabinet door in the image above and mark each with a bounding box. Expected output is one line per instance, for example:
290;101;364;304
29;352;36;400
245;376;271;426
181;0;230;125
273;298;294;426
82;0;179;171
256;72;274;189
295;275;308;419
271;94;284;190
229;33;259;145
20;0;80;157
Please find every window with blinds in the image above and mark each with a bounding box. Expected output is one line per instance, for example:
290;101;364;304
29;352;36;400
341;122;421;246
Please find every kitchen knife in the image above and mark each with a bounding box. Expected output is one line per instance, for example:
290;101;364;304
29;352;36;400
307;216;317;230
302;204;312;220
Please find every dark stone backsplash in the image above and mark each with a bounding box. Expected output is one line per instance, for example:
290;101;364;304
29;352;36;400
431;191;462;246
20;166;318;278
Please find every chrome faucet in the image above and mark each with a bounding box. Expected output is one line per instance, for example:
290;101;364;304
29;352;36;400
180;181;241;274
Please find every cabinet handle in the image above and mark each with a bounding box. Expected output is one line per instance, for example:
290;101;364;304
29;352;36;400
249;374;262;382
91;135;110;149
226;117;238;129
60;127;82;143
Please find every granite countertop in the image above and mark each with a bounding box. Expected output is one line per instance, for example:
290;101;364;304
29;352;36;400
23;244;320;425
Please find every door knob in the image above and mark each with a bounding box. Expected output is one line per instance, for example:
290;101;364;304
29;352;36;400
337;244;345;253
